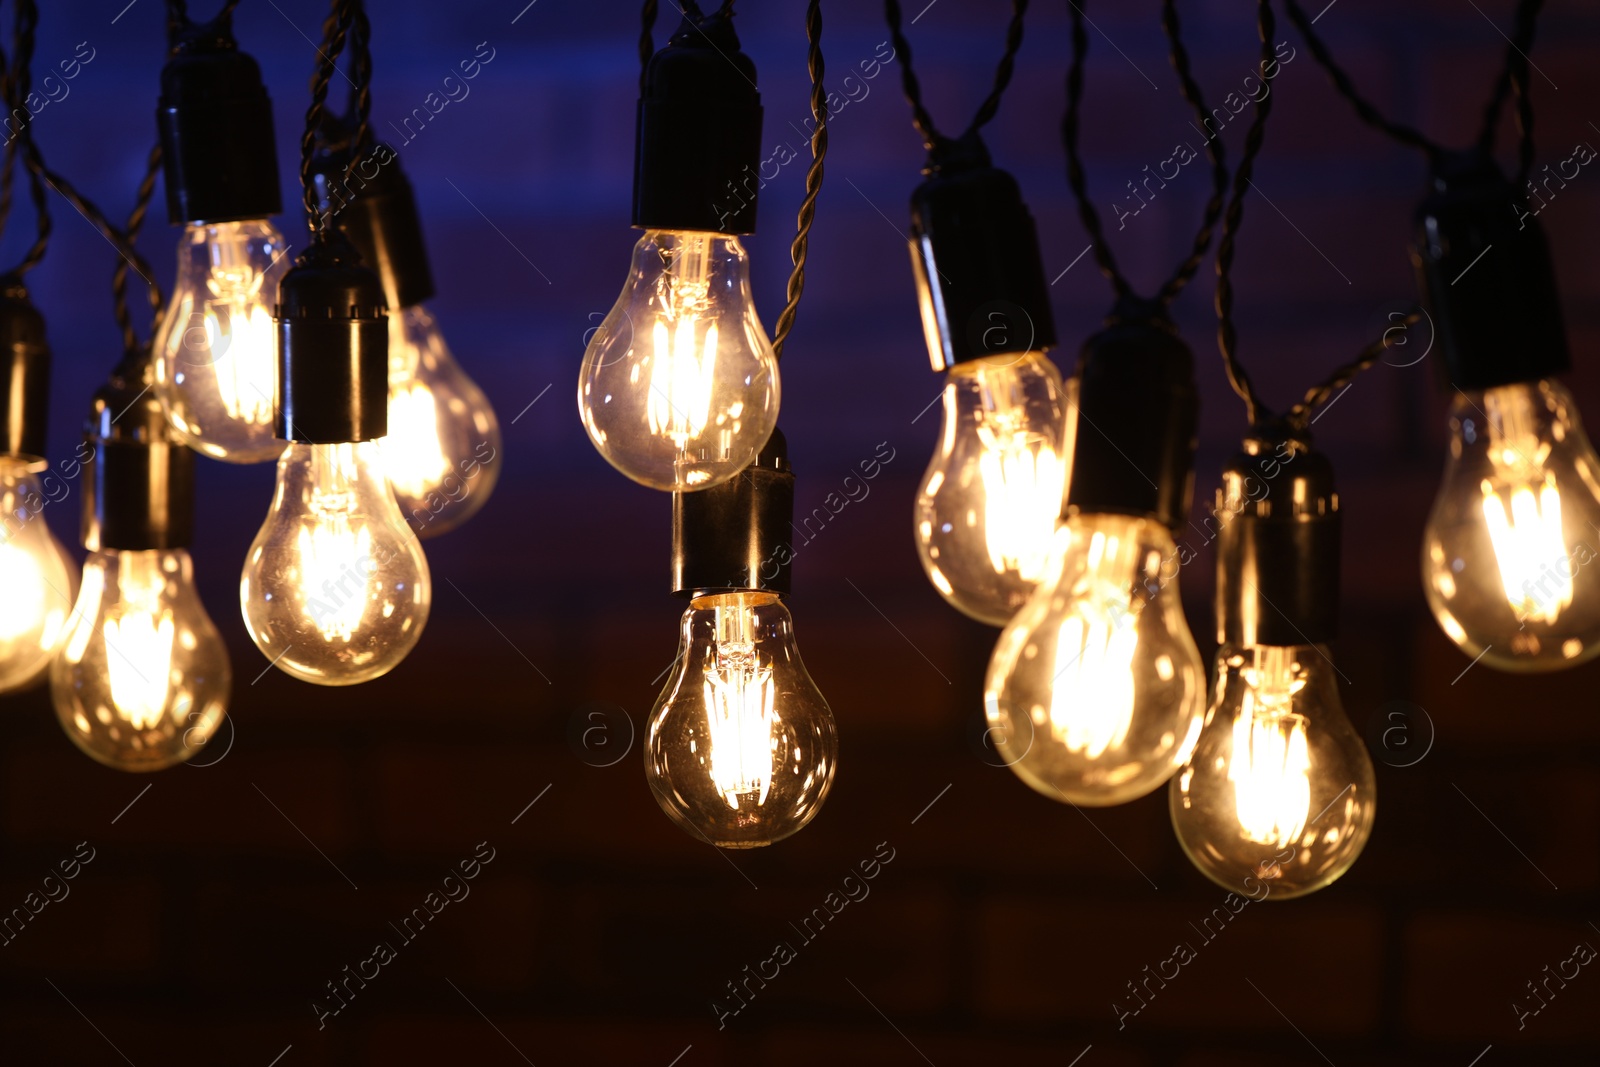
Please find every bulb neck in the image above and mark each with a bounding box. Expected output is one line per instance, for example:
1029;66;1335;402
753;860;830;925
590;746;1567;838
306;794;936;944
274;238;390;444
82;358;194;552
310;133;435;311
632;13;764;235
0;275;49;466
1063;301;1197;533
672;429;794;598
908;144;1056;370
157;18;282;225
1412;150;1570;392
1215;431;1340;647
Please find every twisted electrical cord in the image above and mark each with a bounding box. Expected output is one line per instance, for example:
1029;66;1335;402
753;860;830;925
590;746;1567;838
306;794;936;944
2;0;49;278
769;0;826;362
884;0;1027;156
1211;0;1276;429
300;0;355;242
1062;0;1130;302
1283;312;1423;432
1153;0;1229;309
110;143;164;357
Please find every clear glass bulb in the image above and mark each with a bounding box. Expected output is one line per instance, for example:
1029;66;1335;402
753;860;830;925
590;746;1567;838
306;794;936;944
379;306;502;538
579;230;779;491
1170;644;1377;899
241;441;431;685
153;219;291;464
0;459;77;692
915;351;1070;625
646;592;836;848
1423;379;1600;671
50;549;229;771
984;513;1205;806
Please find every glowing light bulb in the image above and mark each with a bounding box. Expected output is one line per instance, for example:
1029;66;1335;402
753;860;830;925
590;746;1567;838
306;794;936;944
154;220;291;463
579;230;778;491
241;440;430;685
50;549;228;771
378;306;501;538
1170;644;1376;899
0;460;76;692
985;513;1205;806
646;592;835;847
1423;380;1600;670
915;351;1070;625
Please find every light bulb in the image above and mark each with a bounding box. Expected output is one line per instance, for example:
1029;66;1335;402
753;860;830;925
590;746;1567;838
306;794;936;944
984;513;1205;806
241;440;430;685
154;220;291;464
579;230;779;491
51;549;228;771
0;459;76;692
646;592;835;847
379;306;501;537
915;351;1070;624
1170;644;1376;899
1423;379;1600;670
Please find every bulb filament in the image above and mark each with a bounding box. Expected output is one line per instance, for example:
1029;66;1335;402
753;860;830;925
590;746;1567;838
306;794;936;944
101;554;176;731
1229;647;1312;849
702;603;778;811
974;370;1064;582
1047;529;1139;759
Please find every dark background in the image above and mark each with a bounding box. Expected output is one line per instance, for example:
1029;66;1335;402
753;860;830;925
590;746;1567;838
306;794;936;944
2;0;1599;1063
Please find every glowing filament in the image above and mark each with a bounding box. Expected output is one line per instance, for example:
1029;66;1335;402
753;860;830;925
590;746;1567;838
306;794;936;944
1230;648;1312;848
203;299;276;425
648;316;717;446
978;439;1064;582
1044;530;1142;759
701;602;779;808
1482;474;1571;625
104;611;175;731
385;381;452;498
298;518;373;643
0;539;47;642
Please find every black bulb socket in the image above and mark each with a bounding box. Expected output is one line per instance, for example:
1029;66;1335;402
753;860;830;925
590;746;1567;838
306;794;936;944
908;133;1056;370
672;429;795;599
1215;430;1340;647
82;358;194;552
633;12;763;235
0;276;50;466
1063;297;1198;534
310;135;435;311
275;238;389;444
1411;149;1569;392
158;15;282;225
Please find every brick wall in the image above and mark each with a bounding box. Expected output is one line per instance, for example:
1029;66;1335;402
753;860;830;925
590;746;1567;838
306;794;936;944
2;1;1598;1063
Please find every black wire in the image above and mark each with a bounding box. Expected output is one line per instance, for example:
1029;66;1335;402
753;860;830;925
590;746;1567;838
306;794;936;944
1284;312;1422;431
1212;0;1277;429
300;0;355;242
1476;0;1543;161
1062;1;1130;302
1153;0;1228;309
109;143;164;357
4;0;49;278
769;0;826;362
639;0;658;90
884;0;1027;156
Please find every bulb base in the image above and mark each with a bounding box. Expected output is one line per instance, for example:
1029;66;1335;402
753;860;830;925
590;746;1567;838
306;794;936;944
310;132;435;311
1064;300;1198;532
82;358;194;552
274;239;389;444
0;276;49;465
157;16;282;226
908;140;1056;370
1215;432;1340;647
672;429;794;598
633;13;764;235
1412;150;1570;392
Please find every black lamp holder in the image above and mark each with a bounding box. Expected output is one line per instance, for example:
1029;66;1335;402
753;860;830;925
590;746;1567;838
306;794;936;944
907;132;1056;370
157;13;282;226
0;276;50;467
1215;429;1341;648
671;429;796;599
633;11;764;236
274;238;389;445
82;356;194;552
310;124;435;312
1412;149;1569;392
1063;297;1199;535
